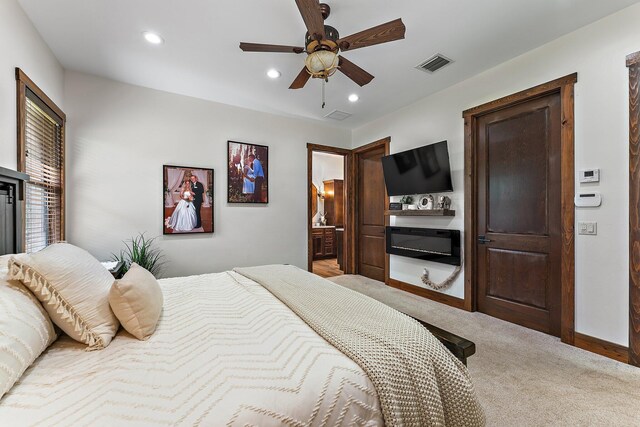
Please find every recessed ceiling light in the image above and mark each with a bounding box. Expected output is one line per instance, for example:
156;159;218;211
143;31;164;45
267;69;281;79
348;94;359;102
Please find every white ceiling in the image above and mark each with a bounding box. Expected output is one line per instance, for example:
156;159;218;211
18;0;640;129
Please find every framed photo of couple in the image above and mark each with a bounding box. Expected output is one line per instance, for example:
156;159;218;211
227;141;269;204
163;165;214;234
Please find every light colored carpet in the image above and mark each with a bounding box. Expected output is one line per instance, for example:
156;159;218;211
327;274;640;427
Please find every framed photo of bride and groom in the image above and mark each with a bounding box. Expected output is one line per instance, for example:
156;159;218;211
227;141;269;204
163;165;214;234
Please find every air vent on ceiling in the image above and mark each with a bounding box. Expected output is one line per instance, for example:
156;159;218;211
416;54;453;74
325;110;352;121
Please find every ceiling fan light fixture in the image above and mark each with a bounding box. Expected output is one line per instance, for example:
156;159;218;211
239;1;406;91
304;50;339;79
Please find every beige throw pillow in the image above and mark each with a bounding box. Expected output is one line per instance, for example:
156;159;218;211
0;254;15;269
109;263;163;340
8;243;119;351
0;272;57;400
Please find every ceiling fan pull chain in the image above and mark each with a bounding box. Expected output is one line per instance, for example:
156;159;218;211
321;79;326;109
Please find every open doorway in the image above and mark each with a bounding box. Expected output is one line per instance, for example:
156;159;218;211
307;144;351;278
307;140;390;280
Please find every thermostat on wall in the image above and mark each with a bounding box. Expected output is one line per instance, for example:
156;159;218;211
579;169;600;183
574;192;602;207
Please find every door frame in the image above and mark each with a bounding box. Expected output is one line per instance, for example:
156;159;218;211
463;74;577;345
627;51;640;367
307;143;353;273
352;137;391;283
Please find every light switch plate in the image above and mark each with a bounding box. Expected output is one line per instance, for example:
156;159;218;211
578;221;597;235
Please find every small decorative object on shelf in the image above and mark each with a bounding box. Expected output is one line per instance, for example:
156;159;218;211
437;195;452;210
400;195;414;210
417;194;434;210
319;212;328;226
389;202;403;211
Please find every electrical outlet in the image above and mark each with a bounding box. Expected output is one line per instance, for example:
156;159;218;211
578;221;597;235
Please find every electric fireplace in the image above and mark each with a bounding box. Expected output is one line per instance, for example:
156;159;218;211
386;226;461;266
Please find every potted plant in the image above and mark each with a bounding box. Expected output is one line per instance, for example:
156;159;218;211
112;233;165;278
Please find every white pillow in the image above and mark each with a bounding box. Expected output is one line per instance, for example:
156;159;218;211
109;263;163;340
0;272;57;400
0;254;16;270
8;243;119;351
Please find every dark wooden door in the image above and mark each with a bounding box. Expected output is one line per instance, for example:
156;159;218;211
476;93;562;336
357;145;387;282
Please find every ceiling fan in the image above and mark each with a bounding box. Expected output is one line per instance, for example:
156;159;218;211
239;0;406;91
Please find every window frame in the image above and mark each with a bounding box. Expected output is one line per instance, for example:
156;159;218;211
16;68;66;247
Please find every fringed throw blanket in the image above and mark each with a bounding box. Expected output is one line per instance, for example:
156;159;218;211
235;265;485;427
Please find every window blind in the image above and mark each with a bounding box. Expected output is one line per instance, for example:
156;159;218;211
23;91;64;253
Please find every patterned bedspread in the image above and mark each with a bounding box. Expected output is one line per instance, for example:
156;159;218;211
0;272;383;426
236;265;485;427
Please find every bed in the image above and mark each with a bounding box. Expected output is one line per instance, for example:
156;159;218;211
1;271;384;425
0;264;485;426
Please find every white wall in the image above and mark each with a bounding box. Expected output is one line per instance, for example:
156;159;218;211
311;151;344;224
352;4;640;346
64;71;351;278
0;0;64;170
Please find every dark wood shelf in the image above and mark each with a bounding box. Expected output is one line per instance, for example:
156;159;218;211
385;209;455;217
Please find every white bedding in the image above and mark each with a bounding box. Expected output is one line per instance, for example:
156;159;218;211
0;272;383;426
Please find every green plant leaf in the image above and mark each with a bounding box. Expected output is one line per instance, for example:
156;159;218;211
114;233;165;278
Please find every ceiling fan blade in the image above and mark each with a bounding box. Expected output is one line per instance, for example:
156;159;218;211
338;56;374;87
338;18;406;52
295;0;325;40
290;67;312;89
240;42;304;54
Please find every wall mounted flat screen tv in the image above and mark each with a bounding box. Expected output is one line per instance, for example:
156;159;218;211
381;141;453;196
